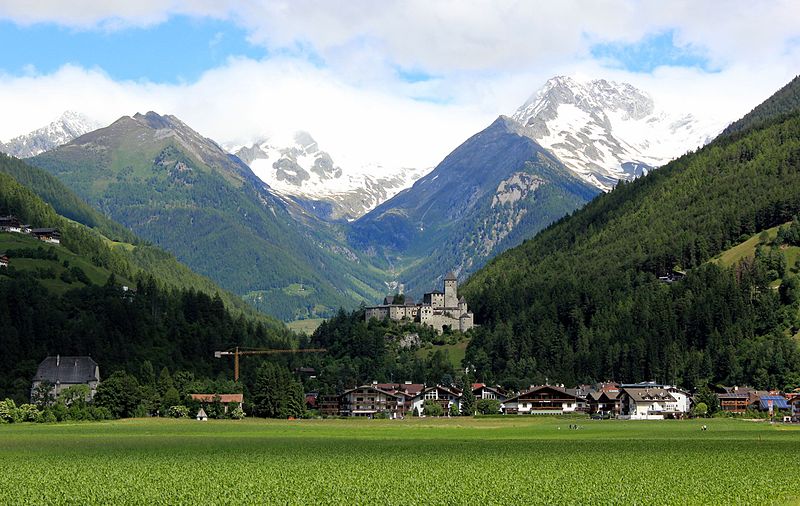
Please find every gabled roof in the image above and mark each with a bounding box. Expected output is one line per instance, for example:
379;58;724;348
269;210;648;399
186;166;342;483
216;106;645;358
342;385;403;399
458;296;466;304
506;385;580;403
620;387;675;403
34;356;99;384
445;271;457;281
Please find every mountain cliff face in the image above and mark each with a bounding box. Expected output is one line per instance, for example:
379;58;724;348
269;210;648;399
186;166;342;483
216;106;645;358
350;116;599;293
0;111;100;158
232;132;428;221
29;112;387;320
512;76;725;190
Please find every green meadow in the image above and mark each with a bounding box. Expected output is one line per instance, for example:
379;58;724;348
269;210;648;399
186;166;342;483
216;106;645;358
0;417;798;504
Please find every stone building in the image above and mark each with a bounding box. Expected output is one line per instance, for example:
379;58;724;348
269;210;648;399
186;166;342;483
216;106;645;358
31;355;100;402
365;271;474;333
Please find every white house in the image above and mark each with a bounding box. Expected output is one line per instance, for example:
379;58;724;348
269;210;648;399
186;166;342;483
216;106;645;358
410;385;462;415
618;387;677;420
502;385;580;415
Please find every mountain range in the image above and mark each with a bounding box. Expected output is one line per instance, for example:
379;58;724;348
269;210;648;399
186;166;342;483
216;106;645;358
0;111;100;159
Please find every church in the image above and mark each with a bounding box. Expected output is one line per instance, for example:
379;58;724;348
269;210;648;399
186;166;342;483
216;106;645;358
365;272;475;333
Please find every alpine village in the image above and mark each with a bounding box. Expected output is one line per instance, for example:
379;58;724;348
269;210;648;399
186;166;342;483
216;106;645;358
2;5;800;504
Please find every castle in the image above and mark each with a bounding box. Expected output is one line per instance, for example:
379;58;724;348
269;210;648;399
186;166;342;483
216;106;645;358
365;272;475;333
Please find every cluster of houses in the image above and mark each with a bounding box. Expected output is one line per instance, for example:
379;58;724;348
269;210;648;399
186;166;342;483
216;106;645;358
0;215;61;244
311;381;800;420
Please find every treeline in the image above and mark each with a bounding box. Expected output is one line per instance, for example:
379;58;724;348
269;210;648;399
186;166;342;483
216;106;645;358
462;109;800;391
0;270;294;404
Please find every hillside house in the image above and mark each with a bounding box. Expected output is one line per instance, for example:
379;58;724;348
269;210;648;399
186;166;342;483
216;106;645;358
365;272;475;334
189;393;244;413
30;228;60;245
503;385;580;415
0;253;8;268
340;385;406;418
31;355;100;402
618;387;677;420
0;215;22;233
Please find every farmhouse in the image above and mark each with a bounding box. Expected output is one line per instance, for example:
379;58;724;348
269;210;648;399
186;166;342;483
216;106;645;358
31;355;100;402
0;215;23;233
503;385;580;415
30;228;61;245
618;387;677;420
365;272;475;334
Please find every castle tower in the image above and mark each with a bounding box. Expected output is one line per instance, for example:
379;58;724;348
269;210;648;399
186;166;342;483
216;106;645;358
444;271;458;308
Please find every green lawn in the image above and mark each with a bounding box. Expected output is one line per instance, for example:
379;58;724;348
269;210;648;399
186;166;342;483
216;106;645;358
286;317;326;335
1;417;798;504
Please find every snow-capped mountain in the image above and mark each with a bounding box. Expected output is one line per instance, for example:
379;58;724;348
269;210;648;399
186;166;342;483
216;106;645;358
0;111;101;158
512;76;726;190
231;132;430;221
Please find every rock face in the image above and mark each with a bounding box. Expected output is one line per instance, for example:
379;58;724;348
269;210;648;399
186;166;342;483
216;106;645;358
512;76;726;190
350;116;599;293
1;111;101;158
232;132;429;221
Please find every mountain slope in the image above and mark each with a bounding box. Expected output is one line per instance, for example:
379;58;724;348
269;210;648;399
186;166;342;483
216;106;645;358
29;112;387;319
462;100;800;390
512;76;724;190
720;74;800;138
350;116;599;293
0;111;100;158
232;132;428;221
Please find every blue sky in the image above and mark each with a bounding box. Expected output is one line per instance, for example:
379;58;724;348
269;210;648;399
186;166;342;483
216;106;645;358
590;30;716;73
0;16;267;83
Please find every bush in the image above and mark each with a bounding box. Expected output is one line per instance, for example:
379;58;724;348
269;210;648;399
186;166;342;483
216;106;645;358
17;403;41;422
168;405;190;418
0;398;19;423
230;406;246;420
422;400;444;417
476;398;501;415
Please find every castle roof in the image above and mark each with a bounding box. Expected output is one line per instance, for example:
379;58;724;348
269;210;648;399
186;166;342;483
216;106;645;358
458;296;466;304
445;271;457;281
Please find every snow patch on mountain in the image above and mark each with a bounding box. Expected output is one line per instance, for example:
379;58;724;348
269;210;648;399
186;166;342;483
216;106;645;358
512;76;726;191
1;111;101;158
231;132;430;220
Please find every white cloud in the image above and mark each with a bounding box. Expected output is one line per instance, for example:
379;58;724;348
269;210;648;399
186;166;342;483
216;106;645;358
0;1;799;170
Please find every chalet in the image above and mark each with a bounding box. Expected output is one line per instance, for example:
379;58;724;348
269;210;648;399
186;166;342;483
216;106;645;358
717;386;757;413
618;387;676;420
587;390;621;416
0;253;8;268
30;228;61;245
472;383;507;402
503;385;580;415
318;395;341;417
190;393;244;413
340;385;406;418
0;215;22;233
790;397;800;421
410;385;462;415
31;355;100;402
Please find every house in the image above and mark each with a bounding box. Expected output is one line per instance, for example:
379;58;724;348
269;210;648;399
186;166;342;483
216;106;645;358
340;384;406;418
758;395;790;414
31;355;100;402
618;387;676;420
790;397;800;422
717;386;757;413
196;407;208;421
0;253;8;268
30;228;61;244
189;393;244;413
587;390;621;416
502;385;580;415
318;395;341;417
472;383;507;402
0;215;22;233
305;392;319;410
410;385;462;415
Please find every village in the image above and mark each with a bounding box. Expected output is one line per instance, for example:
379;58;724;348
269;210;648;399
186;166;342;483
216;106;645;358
28;354;800;422
0;215;62;270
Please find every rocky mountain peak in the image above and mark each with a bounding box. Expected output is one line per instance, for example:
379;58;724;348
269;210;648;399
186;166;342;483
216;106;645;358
0;110;101;158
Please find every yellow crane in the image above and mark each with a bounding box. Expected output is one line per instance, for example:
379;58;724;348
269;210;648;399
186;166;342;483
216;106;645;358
214;347;326;381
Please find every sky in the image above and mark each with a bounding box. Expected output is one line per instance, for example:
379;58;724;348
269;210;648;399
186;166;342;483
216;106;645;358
0;1;798;170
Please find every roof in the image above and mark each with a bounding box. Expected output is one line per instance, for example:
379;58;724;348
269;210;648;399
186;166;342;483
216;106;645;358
375;382;425;396
506;385;580;403
445;271;457;281
190;393;244;404
621;387;675;403
759;396;789;410
458;296;466;304
30;228;59;234
197;408;208;418
33;356;99;384
342;385;402;399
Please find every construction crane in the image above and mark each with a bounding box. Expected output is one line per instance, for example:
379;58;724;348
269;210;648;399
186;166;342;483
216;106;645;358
214;347;326;381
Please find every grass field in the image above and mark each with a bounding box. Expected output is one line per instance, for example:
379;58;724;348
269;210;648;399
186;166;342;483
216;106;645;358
416;339;470;369
1;417;798;504
286;318;326;334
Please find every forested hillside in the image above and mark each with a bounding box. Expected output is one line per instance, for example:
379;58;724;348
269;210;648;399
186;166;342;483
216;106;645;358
721;75;800;137
462;107;800;391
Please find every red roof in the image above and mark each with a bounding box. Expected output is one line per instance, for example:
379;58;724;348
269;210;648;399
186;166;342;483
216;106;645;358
190;393;243;403
472;383;485;389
